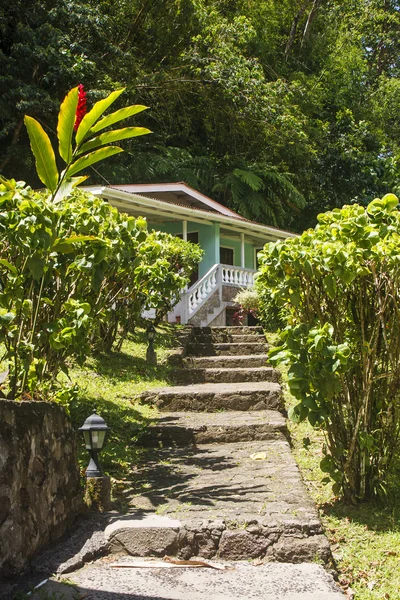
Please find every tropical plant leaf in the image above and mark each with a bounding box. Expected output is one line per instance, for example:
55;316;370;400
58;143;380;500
65;146;123;178
233;168;264;191
79;126;152;154
53;175;89;204
90;105;149;134
57;86;78;164
52;235;99;253
75;88;125;145
24;116;59;192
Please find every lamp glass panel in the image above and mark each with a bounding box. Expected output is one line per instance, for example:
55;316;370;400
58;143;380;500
91;429;106;450
147;330;155;341
83;430;92;449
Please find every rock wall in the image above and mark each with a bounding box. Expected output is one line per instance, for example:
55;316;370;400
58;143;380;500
0;400;83;579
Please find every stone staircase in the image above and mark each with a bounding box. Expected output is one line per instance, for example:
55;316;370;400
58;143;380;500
106;326;332;564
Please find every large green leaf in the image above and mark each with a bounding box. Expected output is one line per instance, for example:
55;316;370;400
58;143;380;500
90;105;149;134
52;235;99;253
24;116;59;192
79;126;152;154
75;88;125;146
57;86;78;164
53;175;88;204
65;146;123;178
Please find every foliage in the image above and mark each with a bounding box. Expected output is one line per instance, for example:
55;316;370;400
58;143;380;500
257;194;400;502
97;230;203;350
4;1;400;231
233;287;260;313
0;179;144;399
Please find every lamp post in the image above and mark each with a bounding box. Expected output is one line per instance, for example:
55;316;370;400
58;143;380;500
79;410;111;511
146;323;157;365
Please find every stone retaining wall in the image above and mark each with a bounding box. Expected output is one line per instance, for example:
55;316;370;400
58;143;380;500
0;400;83;579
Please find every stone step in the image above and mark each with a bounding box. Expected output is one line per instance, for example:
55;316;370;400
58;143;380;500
202;325;264;335
185;342;267;356
172;366;281;385
141;381;283;412
38;561;346;600
105;439;331;563
190;333;266;344
184;354;270;369
141;410;287;447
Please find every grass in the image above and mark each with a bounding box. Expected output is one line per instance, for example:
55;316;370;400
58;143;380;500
268;331;400;600
65;325;179;481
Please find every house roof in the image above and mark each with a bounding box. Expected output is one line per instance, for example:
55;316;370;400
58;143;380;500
85;183;296;242
108;183;246;219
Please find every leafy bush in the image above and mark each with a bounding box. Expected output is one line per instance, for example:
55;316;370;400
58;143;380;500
97;230;203;351
0;179;146;399
256;194;400;502
233;287;260;313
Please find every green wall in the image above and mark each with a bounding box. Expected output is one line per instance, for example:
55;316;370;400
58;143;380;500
220;236;255;269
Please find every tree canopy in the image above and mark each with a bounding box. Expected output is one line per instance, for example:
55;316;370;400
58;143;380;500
2;0;400;230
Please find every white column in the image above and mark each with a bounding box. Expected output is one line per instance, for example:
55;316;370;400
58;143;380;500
240;232;245;268
182;220;187;241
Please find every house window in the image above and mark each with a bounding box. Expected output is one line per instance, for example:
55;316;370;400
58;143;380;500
220;247;234;265
176;232;199;244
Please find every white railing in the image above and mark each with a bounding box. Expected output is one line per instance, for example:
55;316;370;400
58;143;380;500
180;263;256;322
221;264;255;287
187;264;219;316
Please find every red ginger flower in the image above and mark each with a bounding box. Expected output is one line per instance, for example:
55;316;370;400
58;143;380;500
74;84;87;132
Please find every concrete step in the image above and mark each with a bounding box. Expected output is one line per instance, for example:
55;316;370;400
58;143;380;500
142;410;288;447
185;342;267;356
105;439;331;563
184;354;270;369
172;366;281;385
141;381;283;412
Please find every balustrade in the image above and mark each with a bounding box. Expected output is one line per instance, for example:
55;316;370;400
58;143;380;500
185;263;256;319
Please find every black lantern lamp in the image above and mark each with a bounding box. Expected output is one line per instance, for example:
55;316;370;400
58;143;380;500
146;323;157;365
79;410;110;477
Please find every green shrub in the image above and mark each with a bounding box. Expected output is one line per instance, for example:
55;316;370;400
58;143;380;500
256;194;400;502
0;179;146;399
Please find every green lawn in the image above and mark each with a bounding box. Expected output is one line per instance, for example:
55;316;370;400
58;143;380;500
272;334;400;600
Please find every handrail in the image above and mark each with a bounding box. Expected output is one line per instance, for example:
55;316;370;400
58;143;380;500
221;264;256;287
183;263;256;322
187;264;219;316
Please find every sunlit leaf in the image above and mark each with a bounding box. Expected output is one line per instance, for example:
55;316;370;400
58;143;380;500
65;146;123;178
75;88;125;145
57;86;79;163
90;105;149;134
24;116;59;192
78;126;151;154
53;175;89;204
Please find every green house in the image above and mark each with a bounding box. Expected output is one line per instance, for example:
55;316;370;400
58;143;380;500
88;183;294;326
